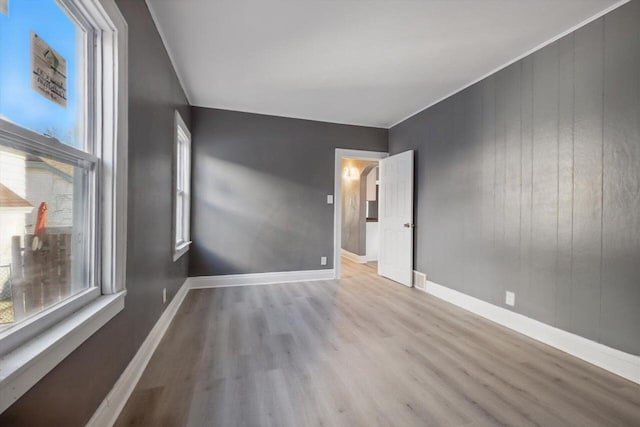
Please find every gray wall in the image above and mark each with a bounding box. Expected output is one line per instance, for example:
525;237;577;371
389;0;640;355
0;1;191;425
190;107;387;276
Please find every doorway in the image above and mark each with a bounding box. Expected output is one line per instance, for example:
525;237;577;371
341;160;379;265
333;149;387;279
334;149;415;286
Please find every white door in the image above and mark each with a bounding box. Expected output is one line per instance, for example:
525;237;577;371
378;150;414;286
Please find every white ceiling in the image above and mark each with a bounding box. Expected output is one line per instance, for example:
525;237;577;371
147;0;622;128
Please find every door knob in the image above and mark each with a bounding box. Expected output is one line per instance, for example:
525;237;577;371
403;223;414;228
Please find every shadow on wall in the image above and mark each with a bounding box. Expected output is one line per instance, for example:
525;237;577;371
191;155;332;275
188;107;388;277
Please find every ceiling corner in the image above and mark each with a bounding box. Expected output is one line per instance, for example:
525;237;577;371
144;0;194;106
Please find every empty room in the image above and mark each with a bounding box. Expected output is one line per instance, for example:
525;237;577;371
1;0;640;426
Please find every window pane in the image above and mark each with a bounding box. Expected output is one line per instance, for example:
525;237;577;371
0;144;91;328
0;0;85;149
182;194;189;242
176;193;183;244
176;139;183;191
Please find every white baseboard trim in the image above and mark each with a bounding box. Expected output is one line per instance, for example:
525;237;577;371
188;269;336;289
421;278;640;385
341;249;367;264
86;279;190;427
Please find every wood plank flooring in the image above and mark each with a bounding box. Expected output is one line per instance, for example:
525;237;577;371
115;259;640;427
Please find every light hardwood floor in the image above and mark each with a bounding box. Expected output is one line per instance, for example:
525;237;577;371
115;259;640;427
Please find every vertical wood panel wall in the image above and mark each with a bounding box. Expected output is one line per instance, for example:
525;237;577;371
389;1;640;355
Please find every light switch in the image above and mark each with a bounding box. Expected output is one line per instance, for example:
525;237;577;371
327;195;334;204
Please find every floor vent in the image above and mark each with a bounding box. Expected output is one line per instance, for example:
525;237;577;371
413;271;427;290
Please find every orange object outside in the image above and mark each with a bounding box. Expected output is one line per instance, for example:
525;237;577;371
34;202;48;237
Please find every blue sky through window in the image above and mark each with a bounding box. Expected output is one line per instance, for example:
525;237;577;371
0;0;82;148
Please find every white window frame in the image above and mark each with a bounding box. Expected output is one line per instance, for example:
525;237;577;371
0;0;128;414
173;111;191;261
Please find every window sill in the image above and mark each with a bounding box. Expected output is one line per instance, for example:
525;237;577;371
173;241;192;262
0;291;126;414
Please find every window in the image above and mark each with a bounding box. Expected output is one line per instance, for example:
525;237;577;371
0;0;95;333
173;111;191;261
0;0;127;413
0;145;93;326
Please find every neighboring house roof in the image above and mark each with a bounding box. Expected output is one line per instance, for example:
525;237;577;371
0;183;33;209
25;156;73;182
42;157;74;177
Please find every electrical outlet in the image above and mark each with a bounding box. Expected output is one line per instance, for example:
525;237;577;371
505;291;515;306
163;288;167;304
327;195;334;204
320;256;327;266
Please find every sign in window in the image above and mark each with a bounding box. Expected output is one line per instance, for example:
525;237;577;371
0;0;84;148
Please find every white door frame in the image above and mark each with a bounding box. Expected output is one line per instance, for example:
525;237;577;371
334;148;388;279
